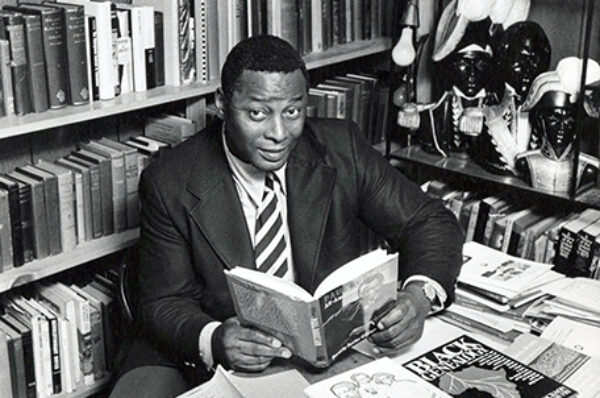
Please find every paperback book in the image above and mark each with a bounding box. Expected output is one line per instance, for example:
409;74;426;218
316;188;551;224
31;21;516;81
224;249;398;368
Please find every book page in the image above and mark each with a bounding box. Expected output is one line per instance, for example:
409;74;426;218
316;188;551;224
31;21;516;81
542;278;600;315
177;366;241;398
313;249;398;298
541;316;600;359
304;357;449;398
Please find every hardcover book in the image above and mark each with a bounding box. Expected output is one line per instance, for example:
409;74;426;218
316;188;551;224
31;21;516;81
224;249;398;368
0;175;23;267
0;188;13;272
5;177;35;263
0;39;15;116
66;155;103;239
15;4;69;109
553;208;600;275
403;335;576;397
1;315;36;398
0;319;27;398
56;157;93;242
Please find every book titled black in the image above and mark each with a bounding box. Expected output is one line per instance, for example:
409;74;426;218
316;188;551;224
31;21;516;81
0;11;33;115
43;2;90;105
0;175;24;267
403;335;577;398
17;3;69;109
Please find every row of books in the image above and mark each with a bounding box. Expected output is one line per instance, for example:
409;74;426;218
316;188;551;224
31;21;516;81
308;72;389;144
0;271;118;398
0;114;195;273
422;180;600;279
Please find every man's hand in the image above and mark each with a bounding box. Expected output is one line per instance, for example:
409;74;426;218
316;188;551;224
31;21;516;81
368;284;431;352
213;317;292;372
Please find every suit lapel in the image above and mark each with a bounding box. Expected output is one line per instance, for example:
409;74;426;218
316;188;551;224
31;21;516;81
187;125;255;270
287;124;336;292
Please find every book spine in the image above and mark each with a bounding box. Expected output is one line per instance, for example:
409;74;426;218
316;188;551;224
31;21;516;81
20;329;36;398
123;152;139;228
573;231;595;277
56;317;73;393
298;0;311;55
88;16;99;101
553;227;577;274
5;183;25;267
126;8;145;92
143;9;156;90
56;173;77;252
40;10;69;109
195;0;208;83
110;155;127;233
311;0;323;52
205;1;218;80
31;313;52;396
79;169;93;241
72;171;85;244
6;16;33;115
63;7;90;105
589;239;600;279
321;0;332;49
331;0;341;45
153;11;165;86
352;0;362;40
0;333;15;398
29;180;49;260
0;39;15;116
179;0;195;85
88;165;103;238
10;331;27;398
111;9;121;97
76;299;94;386
45;176;62;256
309;301;327;365
99;160;114;235
280;0;298;51
88;306;106;380
47;316;61;393
115;13;133;95
22;14;49;113
0;191;14;271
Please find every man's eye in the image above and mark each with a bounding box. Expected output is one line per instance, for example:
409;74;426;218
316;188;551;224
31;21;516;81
285;107;301;119
249;110;267;120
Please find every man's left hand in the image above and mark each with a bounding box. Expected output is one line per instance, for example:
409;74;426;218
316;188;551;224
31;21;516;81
368;284;431;351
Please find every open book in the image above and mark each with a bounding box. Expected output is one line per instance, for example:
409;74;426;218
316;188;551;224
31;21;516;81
224;249;398;368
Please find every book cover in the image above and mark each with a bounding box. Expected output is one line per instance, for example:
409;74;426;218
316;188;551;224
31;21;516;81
44;2;90;105
0;38;15;116
0;325;15;398
571;218;600;277
34;160;77;253
81;141;127;233
5;177;34;263
311;0;323;53
18;12;49;112
16;165;62;256
1;11;33;115
7;171;50;261
1;314;36;398
71;149;114;236
404;335;577;398
346;73;379;141
66;155;103;239
305;357;447;397
298;0;312;55
317;83;353;120
97;137;139;228
0;188;14;272
504;208;545;256
56;157;94;242
0;175;23;267
326;78;360;125
15;4;69;109
81;283;116;371
116;4;153;92
58;0;115;100
225;249;398;367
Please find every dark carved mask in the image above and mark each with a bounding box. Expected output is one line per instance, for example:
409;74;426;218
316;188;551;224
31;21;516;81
532;95;576;159
447;50;494;97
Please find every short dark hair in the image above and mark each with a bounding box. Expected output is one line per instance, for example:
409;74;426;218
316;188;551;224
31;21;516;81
220;35;309;100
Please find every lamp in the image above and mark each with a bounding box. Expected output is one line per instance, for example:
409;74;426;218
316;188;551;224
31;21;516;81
392;27;416;66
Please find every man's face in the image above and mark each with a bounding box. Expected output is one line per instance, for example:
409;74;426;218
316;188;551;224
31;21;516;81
220;69;308;172
448;51;493;96
503;43;549;103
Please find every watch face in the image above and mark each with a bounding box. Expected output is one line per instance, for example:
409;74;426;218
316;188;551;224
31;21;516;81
423;284;436;302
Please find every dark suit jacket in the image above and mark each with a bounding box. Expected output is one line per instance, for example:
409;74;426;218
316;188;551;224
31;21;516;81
135;118;463;366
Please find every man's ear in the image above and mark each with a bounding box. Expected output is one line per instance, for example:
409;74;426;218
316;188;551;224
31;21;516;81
215;88;226;120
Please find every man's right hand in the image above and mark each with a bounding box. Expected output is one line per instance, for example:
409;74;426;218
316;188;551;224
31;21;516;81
212;317;292;372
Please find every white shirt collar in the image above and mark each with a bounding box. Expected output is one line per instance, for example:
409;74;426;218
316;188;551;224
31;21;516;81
222;127;287;207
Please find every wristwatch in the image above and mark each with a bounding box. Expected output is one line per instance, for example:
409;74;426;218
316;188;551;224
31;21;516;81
411;281;437;307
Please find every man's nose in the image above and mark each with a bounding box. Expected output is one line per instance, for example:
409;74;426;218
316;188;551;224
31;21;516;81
267;116;287;141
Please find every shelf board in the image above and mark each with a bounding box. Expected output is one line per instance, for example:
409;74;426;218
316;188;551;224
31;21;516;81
0;228;139;293
0;38;391;140
390;145;599;205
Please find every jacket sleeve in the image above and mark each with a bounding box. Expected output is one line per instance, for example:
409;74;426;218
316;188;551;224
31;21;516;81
135;170;213;364
350;124;464;306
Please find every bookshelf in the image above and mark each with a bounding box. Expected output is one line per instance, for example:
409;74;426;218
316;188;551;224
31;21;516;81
0;38;391;140
55;378;110;398
0;228;139;293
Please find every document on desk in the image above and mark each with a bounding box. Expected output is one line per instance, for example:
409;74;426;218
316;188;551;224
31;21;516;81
177;366;309;398
540;316;600;359
505;333;600;398
541;277;600;315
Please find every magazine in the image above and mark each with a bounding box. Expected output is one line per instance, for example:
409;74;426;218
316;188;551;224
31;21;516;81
403;335;577;397
224;249;398;368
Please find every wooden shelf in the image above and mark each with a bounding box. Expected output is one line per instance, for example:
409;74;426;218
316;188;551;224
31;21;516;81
0;38;391;140
0;228;139;293
390;145;600;207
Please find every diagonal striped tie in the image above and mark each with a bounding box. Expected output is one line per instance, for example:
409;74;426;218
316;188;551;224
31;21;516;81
254;173;289;278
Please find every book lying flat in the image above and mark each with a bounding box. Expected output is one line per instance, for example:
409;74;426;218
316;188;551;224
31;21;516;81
224;249;398;368
403;335;577;397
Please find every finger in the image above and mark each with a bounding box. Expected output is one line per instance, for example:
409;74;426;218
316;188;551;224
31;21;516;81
238;327;284;349
376;295;417;331
237;340;292;359
230;355;272;373
373;320;423;349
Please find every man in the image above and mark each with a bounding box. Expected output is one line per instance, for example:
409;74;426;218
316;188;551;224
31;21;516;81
110;35;463;397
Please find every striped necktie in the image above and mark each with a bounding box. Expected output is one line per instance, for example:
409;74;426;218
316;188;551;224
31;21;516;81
254;172;289;278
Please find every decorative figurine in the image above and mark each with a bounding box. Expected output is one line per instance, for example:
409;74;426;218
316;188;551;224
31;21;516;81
479;21;551;174
515;61;600;195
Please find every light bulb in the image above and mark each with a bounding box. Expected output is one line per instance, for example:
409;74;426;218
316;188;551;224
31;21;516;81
392;27;416;66
393;83;410;107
